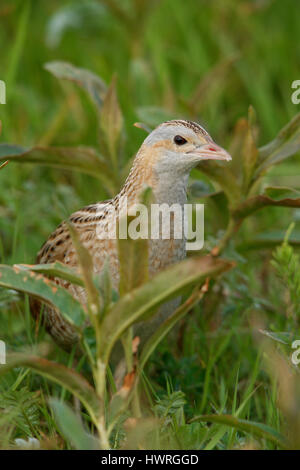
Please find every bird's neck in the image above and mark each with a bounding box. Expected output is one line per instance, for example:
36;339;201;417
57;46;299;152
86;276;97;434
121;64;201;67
151;170;189;206
118;153;189;208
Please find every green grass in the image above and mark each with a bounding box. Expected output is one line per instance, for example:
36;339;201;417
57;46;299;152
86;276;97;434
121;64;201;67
0;0;300;450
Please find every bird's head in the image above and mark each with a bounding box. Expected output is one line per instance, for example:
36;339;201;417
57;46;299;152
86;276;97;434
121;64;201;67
139;119;231;176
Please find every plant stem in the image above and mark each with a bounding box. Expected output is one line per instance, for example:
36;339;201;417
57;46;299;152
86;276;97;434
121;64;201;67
121;327;133;373
97;417;110;450
132;384;142;418
94;359;111;449
213;217;242;255
121;327;142;417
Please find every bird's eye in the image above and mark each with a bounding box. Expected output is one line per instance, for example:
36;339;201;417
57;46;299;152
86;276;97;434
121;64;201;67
174;135;187;145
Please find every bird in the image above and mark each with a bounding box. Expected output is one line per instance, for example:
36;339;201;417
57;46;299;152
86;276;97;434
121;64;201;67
32;119;231;351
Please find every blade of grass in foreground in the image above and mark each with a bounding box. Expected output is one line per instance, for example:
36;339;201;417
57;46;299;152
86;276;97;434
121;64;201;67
190;414;288;449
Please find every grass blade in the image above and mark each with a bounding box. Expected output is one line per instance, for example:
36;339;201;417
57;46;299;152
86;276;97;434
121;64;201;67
190;414;288;449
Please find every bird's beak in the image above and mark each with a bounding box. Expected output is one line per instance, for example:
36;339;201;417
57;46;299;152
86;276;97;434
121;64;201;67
191;143;232;162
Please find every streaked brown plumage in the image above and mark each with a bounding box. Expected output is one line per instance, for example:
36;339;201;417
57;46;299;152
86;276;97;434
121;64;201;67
32;120;231;350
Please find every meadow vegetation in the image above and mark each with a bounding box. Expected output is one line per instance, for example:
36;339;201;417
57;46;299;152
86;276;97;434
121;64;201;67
0;0;299;449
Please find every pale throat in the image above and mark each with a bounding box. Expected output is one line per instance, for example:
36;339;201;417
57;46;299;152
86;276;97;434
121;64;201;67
118;151;190;208
152;170;189;206
151;153;190;206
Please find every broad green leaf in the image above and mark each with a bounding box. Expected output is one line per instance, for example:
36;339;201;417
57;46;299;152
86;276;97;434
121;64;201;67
139;288;201;370
118;215;149;296
15;262;84;288
118;236;149;296
201;190;229;227
100;256;233;364
0;145;115;194
44;61;107;111
256;112;300;175
188;180;214;198
0;143;25;157
197;161;240;207
190;414;287;449
264;186;300;200
0;264;85;327
118;187;152;296
67;223;101;318
229;117;248;177
98;258;113;313
49;399;100;450
117;290;204;424
232;194;300;221
0;354;101;423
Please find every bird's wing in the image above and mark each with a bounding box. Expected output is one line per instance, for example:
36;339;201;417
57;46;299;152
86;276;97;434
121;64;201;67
32;200;115;348
37;201;112;265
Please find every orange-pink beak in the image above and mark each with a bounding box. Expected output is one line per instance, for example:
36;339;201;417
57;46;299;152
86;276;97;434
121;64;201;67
193;143;232;162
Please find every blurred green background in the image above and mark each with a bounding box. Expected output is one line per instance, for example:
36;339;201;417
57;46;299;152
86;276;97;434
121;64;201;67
0;0;300;450
0;0;300;264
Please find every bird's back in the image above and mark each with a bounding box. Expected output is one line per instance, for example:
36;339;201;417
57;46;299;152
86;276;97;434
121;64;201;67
32;195;186;349
33;200;121;348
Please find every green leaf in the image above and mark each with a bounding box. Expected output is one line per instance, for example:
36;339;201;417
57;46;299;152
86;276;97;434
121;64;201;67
118;217;149;296
264;186;300;200
118;187;152;296
44;61;107;112
0;354;101;423
98;258;113;313
100;256;234;365
0;145;115;194
232;194;300;221
67;223;101;318
0;144;25;157
190;414;288;449
15;262;84;288
196;161;240;207
256;112;300;175
0;264;85;327
49;399;100;450
139;288;201;370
